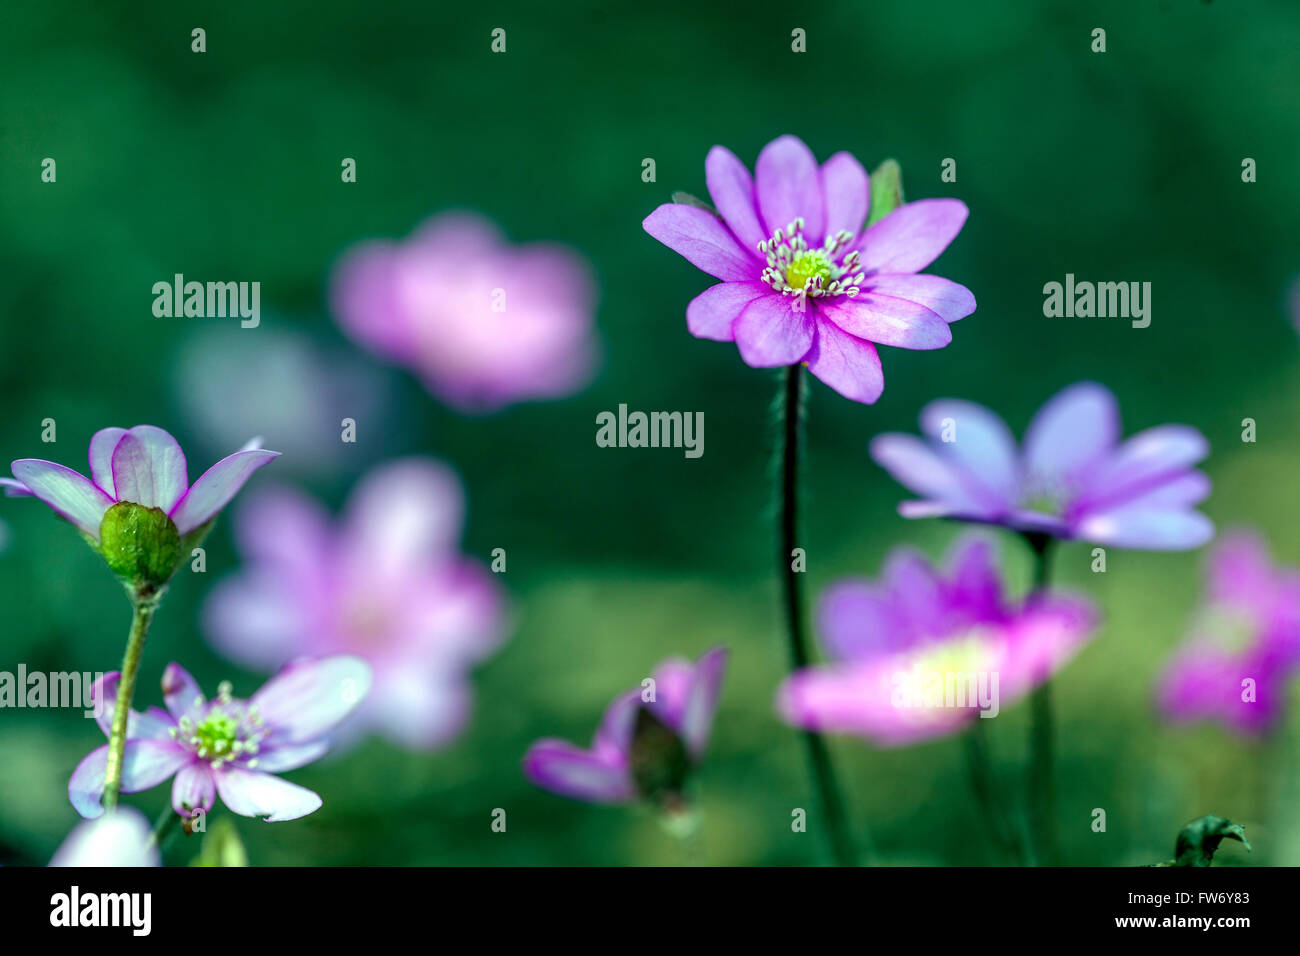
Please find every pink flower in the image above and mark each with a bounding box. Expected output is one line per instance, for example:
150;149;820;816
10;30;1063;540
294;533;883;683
203;459;507;750
643;135;973;403
332;212;600;412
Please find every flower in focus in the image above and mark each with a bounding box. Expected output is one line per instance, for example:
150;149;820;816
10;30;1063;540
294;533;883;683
524;647;727;807
203;459;507;750
871;382;1214;550
1157;532;1300;736
50;808;159;867
778;537;1096;746
331;212;600;412
1;426;279;591
642;134;973;403
69;656;370;821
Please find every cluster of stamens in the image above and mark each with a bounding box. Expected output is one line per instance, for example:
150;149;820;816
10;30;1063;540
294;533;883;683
168;680;270;770
758;219;865;300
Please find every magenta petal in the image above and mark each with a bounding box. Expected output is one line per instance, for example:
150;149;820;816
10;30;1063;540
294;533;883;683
168;447;280;535
214;767;322;821
755;135;825;242
705;145;767;253
734;294;815;366
250;655;372;744
342;459;462;579
685;281;767;341
818;582;905;660
816;294;952;350
69;740;191;819
10;459;114;538
593;689;641;756
820;152;870;239
110;426;189;512
161;662;206;723
171;763;216;816
853;199;969;274
642;204;756;281
804;317;884;404
88;427;128;497
860;274;976;323
522;739;636;804
680;647;728;758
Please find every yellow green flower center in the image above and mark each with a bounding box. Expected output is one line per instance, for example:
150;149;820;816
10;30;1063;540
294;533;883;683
785;251;834;291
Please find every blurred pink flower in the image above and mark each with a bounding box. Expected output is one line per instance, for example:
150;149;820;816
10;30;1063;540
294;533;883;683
331;212;599;412
203;459;507;750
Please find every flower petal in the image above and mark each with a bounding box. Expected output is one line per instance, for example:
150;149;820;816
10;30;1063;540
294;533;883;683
705;145;767;253
1075;506;1215;551
1023;382;1119;488
250;740;330;773
161;662;206;723
680;647;727;759
1076;425;1209;511
642;204;756;281
171;763;216;816
214;767;322;821
685;281;767;341
0;477;32;497
250;655;372;744
110;426;189;512
91;672;176;739
755;135;825;242
168;447;280;535
818;581;905;661
50;809;160;867
87;427;128;497
804;317;884;404
10;460;114;538
733;294;816;366
342;459;463;580
919;399;1019;511
522;740;636;804
820;152;870;240
69;740;192;819
860;274;976;322
816;294;952;350
869;433;992;517
853;198;969;275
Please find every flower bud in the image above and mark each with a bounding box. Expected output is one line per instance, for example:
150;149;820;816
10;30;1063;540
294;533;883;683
97;501;182;591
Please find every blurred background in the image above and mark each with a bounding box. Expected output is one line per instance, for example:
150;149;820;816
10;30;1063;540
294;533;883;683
1;0;1298;865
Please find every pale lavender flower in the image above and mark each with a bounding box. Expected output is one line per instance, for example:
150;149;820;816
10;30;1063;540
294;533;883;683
332;212;599;412
69;656;370;822
203;459;506;750
50;808;159;867
871;382;1214;550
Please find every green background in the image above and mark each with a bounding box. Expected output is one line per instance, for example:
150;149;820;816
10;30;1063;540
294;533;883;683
1;0;1298;865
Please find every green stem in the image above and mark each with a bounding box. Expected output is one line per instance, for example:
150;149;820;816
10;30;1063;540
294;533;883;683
1023;532;1057;866
102;596;157;812
963;718;1026;864
776;364;860;867
147;801;181;851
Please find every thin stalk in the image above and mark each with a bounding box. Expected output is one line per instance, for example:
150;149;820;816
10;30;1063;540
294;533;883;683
102;595;158;812
1023;532;1057;865
776;363;860;867
963;717;1026;864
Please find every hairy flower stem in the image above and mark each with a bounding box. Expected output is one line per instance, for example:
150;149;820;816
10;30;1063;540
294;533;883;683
102;590;161;812
1023;532;1057;866
775;363;860;867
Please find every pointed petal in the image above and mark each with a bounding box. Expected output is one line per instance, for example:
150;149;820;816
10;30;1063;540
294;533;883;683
1023;382;1119;487
681;647;728;758
733;294;815;366
69;740;191;819
804;318;884;404
168;448;280;535
821;152;870;240
860;274;976;322
853;199;969;274
869;433;991;516
522;740;636;804
10;460;113;538
109;426;188;512
214;767;322;821
1077;425;1209;510
919;399;1019;510
1075;506;1214;551
642;204;757;281
685;281;767;341
755;135;825;242
88;427;128;497
250;656;372;744
816;294;952;349
250;740;330;773
0;477;33;497
171;763;216;816
91;672;175;739
161;662;207;723
705;145;767;253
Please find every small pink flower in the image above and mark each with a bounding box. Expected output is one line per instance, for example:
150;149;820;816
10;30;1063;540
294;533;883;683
332;212;600;412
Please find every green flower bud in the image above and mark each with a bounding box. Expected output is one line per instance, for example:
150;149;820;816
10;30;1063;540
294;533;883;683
97;501;183;591
629;706;691;810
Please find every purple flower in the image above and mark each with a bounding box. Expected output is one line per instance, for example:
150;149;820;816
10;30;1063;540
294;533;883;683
642;135;973;404
69;656;371;822
50;808;159;867
870;381;1214;550
523;648;727;805
1157;532;1300;736
332;212;600;412
203;459;507;750
1;425;278;547
778;537;1096;747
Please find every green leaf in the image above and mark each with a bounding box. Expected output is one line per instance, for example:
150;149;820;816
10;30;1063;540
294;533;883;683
672;191;721;218
867;159;905;226
1160;815;1252;867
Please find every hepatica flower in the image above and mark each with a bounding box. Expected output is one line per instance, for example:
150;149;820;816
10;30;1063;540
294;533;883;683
871;382;1214;550
524;648;727;807
778;537;1096;746
1;426;278;591
332;212;599;412
204;459;506;750
70;656;371;821
642;135;973;403
50;808;159;867
1157;532;1300;735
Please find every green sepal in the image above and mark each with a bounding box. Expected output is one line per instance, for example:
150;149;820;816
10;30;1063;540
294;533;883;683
867;159;905;226
97;501;183;591
190;818;249;867
672;191;721;218
629;705;691;810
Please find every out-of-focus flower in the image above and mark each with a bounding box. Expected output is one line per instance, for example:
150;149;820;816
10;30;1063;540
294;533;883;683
871;382;1214;550
172;325;390;475
523;647;727;807
1;426;278;590
778;537;1096;747
69;656;370;822
331;212;599;412
50;808;159;867
1157;532;1300;736
642;134;973;403
204;459;506;750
